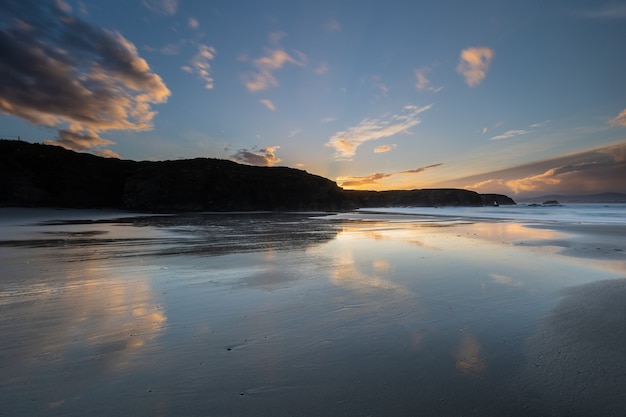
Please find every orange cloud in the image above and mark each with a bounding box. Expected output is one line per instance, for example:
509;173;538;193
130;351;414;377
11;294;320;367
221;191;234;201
0;1;170;156
609;109;626;126
457;47;494;87
259;99;276;111
374;144;397;153
326;104;432;160
336;173;393;187
182;44;216;89
232;146;281;166
243;36;307;92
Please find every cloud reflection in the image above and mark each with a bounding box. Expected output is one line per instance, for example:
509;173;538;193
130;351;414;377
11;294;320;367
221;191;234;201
454;334;486;375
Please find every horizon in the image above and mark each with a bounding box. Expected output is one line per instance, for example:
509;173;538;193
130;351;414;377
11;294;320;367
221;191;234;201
1;0;625;198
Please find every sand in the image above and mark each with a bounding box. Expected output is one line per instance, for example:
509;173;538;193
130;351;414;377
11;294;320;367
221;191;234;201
0;208;624;416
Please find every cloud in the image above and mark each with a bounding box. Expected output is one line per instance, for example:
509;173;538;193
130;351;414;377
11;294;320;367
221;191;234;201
490;129;530;140
182;44;216;89
320;116;337;124
371;76;389;97
242;39;307;92
48;128;119;158
457;47;494;87
414;67;442;93
415;68;430;91
337;163;442;189
326;104;432;160
232;146;281;166
580;4;626;18
188;17;199;29
529;120;550;128
400;163;443;174
609;109;626;126
490;120;549;140
314;62;329;75
259;99;276;111
374;144;397;153
504;168;562;194
55;0;72;12
0;0;170;156
336;173;393;187
287;129;301;138
325;19;341;33
457;142;626;195
142;0;178;15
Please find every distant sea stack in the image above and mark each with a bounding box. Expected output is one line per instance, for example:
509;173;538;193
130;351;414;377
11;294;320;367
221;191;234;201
0;139;516;212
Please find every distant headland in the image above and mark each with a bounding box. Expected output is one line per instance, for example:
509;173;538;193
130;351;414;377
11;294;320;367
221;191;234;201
0;139;515;212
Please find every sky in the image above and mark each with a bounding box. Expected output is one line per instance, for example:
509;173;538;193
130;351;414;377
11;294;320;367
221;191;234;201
1;0;626;198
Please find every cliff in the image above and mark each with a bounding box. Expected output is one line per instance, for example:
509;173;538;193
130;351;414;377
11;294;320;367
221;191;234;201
0;140;515;211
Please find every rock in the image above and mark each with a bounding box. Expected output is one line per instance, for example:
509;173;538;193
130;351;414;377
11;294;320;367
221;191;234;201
542;200;561;206
0;139;517;212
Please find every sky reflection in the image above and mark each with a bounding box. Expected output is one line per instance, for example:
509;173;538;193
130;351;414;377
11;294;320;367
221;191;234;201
1;210;625;416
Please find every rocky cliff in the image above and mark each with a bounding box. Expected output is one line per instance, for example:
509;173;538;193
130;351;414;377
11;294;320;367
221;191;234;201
0;140;515;211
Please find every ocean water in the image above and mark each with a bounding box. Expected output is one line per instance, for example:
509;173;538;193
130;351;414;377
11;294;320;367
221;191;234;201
0;207;625;416
357;203;626;225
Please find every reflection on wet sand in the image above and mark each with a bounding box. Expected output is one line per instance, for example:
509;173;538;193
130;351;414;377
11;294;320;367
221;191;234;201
454;334;487;375
0;254;166;414
2;209;625;416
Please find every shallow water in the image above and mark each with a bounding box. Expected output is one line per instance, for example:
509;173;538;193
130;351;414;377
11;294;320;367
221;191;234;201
0;208;625;416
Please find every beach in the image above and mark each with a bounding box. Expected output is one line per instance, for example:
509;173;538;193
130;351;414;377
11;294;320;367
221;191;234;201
1;207;625;416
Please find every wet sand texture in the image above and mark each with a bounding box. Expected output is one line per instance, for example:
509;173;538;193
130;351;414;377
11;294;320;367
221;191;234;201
519;278;626;416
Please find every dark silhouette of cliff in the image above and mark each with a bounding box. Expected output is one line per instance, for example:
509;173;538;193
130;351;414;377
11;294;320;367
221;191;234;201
0;140;515;211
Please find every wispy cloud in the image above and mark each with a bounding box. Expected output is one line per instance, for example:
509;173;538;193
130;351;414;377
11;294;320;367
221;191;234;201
325;18;341;33
0;0;170;156
529;120;550;128
182;44;216;89
188;17;199;29
371;76;389;97
337;173;393;187
242;33;307;92
414;67;443;93
259;99;276;111
314;62;329;75
490;120;549;140
400;163;444;174
490;129;530;140
326;104;432;160
374;144;397;153
52;129;119;158
337;163;442;188
457;47;494;87
415;68;430;91
579;3;626;18
232;146;281;166
142;0;178;15
609;109;626;126
321;116;337;124
459;142;626;195
287;129;301;138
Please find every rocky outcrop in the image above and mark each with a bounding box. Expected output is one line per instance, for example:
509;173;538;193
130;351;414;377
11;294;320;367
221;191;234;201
480;193;517;206
0;140;516;211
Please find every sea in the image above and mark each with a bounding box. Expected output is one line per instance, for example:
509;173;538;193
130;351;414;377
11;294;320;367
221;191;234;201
0;204;625;416
357;202;626;225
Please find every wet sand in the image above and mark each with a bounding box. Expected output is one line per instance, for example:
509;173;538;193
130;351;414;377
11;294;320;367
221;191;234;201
0;209;624;416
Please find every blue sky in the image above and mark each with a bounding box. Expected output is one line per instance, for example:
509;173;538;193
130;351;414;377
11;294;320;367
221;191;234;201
1;0;626;197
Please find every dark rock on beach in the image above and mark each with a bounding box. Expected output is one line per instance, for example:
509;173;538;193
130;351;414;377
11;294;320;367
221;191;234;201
1;139;516;211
